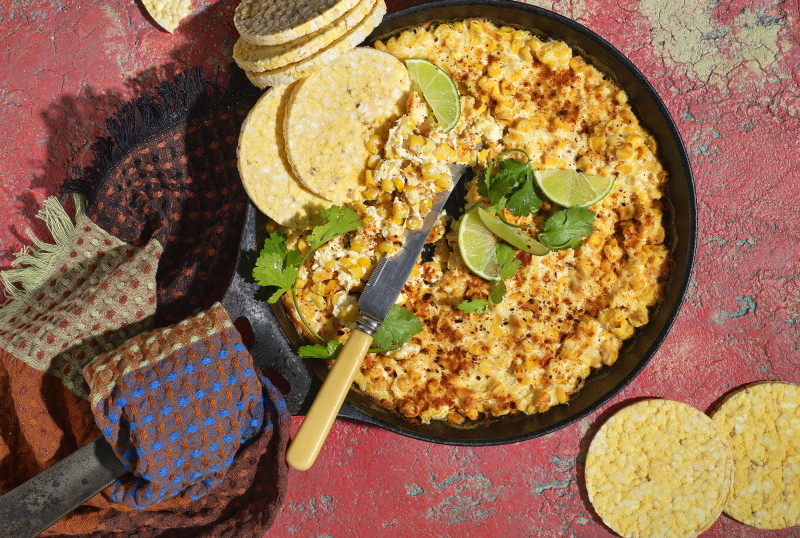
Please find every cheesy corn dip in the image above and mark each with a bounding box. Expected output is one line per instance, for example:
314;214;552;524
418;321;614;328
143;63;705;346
277;19;671;424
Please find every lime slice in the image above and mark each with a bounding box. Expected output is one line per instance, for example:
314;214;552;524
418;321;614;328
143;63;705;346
477;208;549;256
458;206;500;281
534;169;614;208
405;58;461;133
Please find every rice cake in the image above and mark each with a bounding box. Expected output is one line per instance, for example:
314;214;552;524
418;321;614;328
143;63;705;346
711;381;800;529
585;399;733;538
235;0;361;46
237;83;332;228
142;0;192;33
233;0;375;73
283;47;410;203
243;0;386;88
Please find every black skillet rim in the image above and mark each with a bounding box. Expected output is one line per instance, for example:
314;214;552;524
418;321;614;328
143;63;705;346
236;0;697;446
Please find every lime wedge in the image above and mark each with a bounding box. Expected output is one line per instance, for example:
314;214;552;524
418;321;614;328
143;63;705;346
533;169;614;208
458;206;500;281
477;208;549;256
405;58;461;133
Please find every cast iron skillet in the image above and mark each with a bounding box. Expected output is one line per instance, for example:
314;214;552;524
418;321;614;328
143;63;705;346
222;0;697;446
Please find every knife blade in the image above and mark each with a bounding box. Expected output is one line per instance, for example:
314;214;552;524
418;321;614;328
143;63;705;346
285;162;470;471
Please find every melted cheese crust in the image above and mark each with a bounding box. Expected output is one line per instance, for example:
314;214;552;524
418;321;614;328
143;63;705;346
281;19;671;424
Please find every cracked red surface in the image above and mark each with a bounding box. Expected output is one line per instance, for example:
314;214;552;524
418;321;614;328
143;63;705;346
0;0;798;536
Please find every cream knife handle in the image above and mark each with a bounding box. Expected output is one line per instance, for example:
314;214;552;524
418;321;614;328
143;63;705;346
286;329;373;471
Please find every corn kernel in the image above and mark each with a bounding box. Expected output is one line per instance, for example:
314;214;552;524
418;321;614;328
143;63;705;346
324;260;337;271
433;144;450;160
422;163;438;181
520;45;533;62
589;135;606;153
296;238;310;254
487;62;502;78
615;163;633;175
357;257;371;268
394;176;405;192
435;173;451;190
555;386;569;404
381;178;395;192
470;21;484;34
311;294;326;310
295;275;307;289
347;265;365;280
265;219;279;233
406;217;422;231
365;169;376;187
351;238;367;252
341;303;359;323
366;134;382;155
419;197;433;216
408;134;425;152
377;203;391;219
378;241;395;254
511;38;523;54
367;154;381;168
395;294;407;305
377;192;393;204
515;119;533;132
312;282;327;295
616;146;635;160
374;40;385;51
392;201;410;224
479;359;495;375
364;187;380;200
410;264;421;278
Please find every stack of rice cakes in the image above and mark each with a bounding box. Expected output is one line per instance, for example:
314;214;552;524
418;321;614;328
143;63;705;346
233;0;387;87
237;48;410;228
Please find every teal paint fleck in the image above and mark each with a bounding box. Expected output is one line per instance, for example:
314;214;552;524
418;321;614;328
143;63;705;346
730;295;757;318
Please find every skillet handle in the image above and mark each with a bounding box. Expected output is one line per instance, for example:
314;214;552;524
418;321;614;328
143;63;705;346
286;329;373;471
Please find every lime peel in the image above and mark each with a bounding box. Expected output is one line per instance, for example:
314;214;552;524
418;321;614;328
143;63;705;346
405;58;461;133
457;206;500;281
534;169;615;208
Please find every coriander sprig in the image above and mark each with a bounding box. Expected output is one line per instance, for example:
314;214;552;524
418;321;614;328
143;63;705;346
253;205;423;360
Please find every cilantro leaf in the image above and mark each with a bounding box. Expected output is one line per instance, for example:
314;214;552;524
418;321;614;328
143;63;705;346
489;279;507;305
505;178;543;217
478;149;543;217
495;243;522;280
253;233;303;303
538;206;596;251
458;299;488;314
306;205;363;251
371;305;424;350
298;340;343;360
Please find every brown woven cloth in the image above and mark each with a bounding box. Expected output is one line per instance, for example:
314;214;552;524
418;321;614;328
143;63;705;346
0;67;290;537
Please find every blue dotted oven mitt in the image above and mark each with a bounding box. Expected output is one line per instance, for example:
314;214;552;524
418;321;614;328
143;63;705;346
83;302;288;508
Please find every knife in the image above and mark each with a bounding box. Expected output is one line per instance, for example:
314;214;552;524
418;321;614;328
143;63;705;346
285;162;470;471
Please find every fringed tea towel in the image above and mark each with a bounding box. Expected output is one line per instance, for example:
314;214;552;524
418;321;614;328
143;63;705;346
0;67;289;537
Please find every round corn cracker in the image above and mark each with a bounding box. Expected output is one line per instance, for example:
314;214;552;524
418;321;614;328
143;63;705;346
142;0;192;33
711;381;800;530
243;0;386;89
234;0;361;46
585;399;733;538
283;46;411;204
233;0;375;73
237;83;332;229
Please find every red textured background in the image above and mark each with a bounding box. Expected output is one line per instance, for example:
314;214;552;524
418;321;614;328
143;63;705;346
1;0;799;536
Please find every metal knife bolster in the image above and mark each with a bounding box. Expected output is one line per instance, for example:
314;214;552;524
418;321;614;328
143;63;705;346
356;163;469;335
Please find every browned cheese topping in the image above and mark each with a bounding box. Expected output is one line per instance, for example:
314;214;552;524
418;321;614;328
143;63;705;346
278;19;671;424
